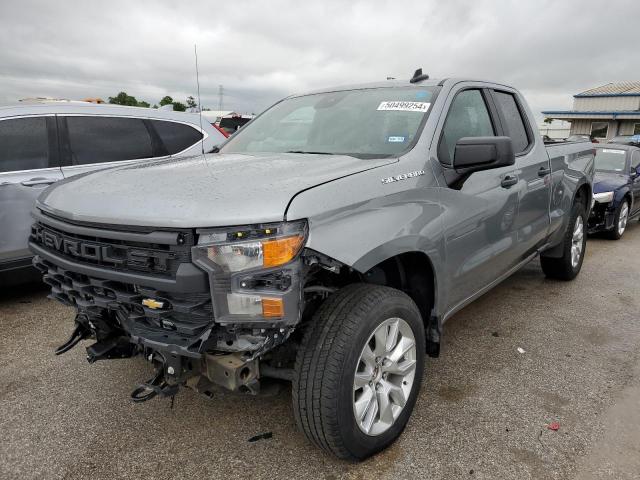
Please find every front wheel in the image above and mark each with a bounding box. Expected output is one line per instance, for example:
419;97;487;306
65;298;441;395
605;199;629;240
541;201;587;281
292;284;425;460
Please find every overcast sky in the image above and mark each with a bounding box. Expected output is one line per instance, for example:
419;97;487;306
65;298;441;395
1;0;638;121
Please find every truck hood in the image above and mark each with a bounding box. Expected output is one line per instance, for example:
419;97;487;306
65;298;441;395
38;152;393;228
593;171;629;193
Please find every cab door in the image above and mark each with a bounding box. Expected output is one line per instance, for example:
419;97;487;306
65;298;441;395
0;115;63;266
488;88;551;258
433;86;522;309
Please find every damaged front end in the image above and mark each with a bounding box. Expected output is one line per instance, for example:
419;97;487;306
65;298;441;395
30;210;307;402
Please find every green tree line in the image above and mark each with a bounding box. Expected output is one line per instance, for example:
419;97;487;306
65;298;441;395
108;92;200;112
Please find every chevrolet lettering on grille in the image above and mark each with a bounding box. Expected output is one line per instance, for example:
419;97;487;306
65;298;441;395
32;225;126;265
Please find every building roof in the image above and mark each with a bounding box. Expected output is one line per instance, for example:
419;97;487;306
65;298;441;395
541;110;640;120
575;82;640;97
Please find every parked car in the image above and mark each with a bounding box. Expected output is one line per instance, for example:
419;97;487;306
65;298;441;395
566;134;594;142
588;144;640;239
0;102;226;285
30;72;594;460
607;135;640;147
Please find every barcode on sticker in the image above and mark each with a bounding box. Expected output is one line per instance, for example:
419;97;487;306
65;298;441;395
377;101;430;112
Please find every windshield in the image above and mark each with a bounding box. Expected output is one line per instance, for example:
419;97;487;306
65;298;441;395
220;87;439;158
595;148;628;172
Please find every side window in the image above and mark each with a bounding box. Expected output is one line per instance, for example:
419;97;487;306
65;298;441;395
0;117;49;173
151;120;202;155
492;91;530;153
66;116;153;165
438;89;495;165
631;151;640;172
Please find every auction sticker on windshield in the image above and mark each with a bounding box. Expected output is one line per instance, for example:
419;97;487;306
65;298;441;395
377;101;430;112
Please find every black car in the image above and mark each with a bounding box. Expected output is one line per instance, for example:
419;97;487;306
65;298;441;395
588;144;640;239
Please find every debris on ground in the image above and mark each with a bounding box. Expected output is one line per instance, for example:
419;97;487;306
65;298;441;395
492;332;500;337
547;422;560;431
517;347;526;354
248;432;273;442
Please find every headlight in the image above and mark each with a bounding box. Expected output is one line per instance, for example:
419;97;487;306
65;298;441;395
593;191;614;204
194;220;307;273
192;220;307;322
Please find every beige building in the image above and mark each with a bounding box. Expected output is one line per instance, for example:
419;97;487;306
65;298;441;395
542;82;640;141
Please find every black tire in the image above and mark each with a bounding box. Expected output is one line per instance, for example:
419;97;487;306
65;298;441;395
540;201;587;281
292;283;425;460
604;199;629;240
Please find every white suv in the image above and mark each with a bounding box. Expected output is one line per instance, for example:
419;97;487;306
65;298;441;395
0;102;226;284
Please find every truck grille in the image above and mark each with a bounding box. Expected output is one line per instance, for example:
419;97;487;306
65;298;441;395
33;256;214;355
30;218;194;278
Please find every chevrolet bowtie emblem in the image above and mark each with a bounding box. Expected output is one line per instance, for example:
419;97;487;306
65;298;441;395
142;298;165;309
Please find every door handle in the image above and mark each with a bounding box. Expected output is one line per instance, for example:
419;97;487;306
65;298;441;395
20;178;57;187
538;166;552;177
501;175;518;189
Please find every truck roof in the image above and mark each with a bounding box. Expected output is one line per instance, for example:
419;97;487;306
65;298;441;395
291;77;516;98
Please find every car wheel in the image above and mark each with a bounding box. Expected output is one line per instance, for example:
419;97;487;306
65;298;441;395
292;283;425;460
541;201;587;281
605;199;629;240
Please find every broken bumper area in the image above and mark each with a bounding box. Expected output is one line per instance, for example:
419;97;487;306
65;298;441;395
588;203;616;234
33;255;294;400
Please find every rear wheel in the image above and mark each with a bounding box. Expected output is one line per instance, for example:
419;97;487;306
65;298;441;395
292;284;425;460
541;201;587;281
605;199;629;240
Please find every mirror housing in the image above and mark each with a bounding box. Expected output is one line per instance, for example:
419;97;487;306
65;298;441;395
453;136;515;172
442;136;515;189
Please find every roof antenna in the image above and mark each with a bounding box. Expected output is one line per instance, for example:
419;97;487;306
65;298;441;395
194;44;205;155
410;68;429;84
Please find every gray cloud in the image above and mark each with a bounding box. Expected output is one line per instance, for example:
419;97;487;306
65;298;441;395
1;0;638;120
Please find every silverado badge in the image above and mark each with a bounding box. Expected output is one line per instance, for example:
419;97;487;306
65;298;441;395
381;170;425;184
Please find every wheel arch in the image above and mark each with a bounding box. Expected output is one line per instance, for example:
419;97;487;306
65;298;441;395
353;246;441;357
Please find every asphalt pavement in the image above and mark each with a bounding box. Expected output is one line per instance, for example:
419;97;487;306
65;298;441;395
1;222;639;480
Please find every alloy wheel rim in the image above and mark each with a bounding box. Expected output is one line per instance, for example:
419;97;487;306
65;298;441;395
571;215;584;268
618;202;629;236
353;317;417;436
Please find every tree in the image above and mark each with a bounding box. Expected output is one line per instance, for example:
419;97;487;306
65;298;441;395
108;91;150;108
159;96;174;107
186;95;197;109
172;101;187;112
108;91;138;107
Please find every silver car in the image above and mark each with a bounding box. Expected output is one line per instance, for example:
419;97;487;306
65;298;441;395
0;102;226;284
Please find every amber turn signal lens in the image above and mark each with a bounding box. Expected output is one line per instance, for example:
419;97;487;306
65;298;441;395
263;235;305;268
262;297;284;318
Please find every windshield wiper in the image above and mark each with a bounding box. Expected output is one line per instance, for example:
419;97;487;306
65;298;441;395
286;150;333;155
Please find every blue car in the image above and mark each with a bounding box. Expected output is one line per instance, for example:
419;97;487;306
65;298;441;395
588;144;640;239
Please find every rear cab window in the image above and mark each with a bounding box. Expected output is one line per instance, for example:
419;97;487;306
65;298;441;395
0;116;50;173
491;90;531;154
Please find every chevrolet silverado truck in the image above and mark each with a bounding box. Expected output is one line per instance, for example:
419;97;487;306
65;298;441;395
30;70;595;460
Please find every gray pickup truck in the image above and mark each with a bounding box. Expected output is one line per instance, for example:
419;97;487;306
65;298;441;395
30;70;594;460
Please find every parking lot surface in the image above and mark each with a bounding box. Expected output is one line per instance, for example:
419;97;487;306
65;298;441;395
2;223;640;480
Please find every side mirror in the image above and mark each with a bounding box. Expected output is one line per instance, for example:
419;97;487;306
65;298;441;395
452;136;515;172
